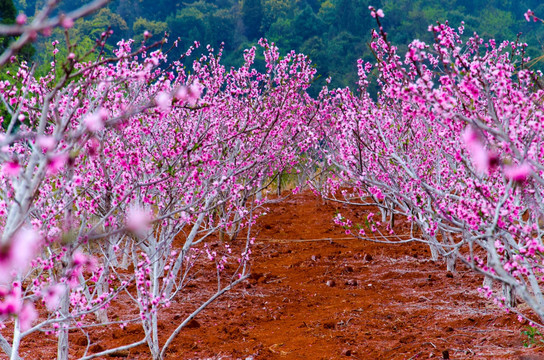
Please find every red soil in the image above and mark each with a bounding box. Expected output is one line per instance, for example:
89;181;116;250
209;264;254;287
14;191;544;359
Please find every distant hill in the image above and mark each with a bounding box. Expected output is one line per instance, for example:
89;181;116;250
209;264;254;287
15;0;544;93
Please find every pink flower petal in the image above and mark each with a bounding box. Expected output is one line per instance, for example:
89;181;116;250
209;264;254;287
188;82;202;106
37;136;56;152
126;206;152;233
46;153;68;175
461;126;479;147
2;162;20;177
11;228;40;267
84;112;104;132
505;162;531;182
61;17;74;29
155;92;172;112
525;10;534;22
175;86;188;104
16;14;27;25
18;302;37;331
471;143;489;174
43;284;66;311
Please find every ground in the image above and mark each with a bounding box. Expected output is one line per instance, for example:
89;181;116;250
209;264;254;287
14;191;544;359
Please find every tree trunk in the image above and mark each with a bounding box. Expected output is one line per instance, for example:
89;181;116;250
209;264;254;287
482;252;493;290
277;171;282;196
502;283;517;308
9;322;21;360
57;291;70;360
446;253;456;272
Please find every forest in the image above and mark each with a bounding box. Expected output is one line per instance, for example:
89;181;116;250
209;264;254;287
7;0;544;92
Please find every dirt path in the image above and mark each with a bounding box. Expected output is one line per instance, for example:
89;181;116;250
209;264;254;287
15;191;544;359
171;192;543;359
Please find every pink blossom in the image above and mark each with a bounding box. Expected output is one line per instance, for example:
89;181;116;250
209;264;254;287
73;175;83;186
72;251;89;267
1;292;21;315
0;229;40;284
43;284;66;311
462;126;492;174
46;153;68;175
126;206;152;233
86;138;100;157
504;162;531;182
2;162;20;177
11;228;40;267
376;9;384;18
61;17;74;29
525;10;534;22
41;27;52;36
176;82;202;106
0;263;14;286
144;30;151;38
470;143;489;174
69;253;97;287
16;14;27;25
487;151;500;171
188;83;202;105
84;109;108;132
36;136;56;152
84;113;103;131
175;86;188;103
461;126;479;147
18;302;37;331
155;92;172;112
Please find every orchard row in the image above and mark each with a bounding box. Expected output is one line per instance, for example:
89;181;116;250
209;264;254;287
0;5;543;360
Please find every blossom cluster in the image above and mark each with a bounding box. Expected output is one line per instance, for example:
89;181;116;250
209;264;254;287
316;8;544;324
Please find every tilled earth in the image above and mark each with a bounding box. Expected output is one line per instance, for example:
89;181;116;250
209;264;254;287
14;191;544;359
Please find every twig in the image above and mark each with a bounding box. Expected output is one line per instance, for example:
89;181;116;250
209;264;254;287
78;338;146;360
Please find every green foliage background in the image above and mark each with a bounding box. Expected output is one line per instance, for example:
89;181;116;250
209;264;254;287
10;0;544;94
